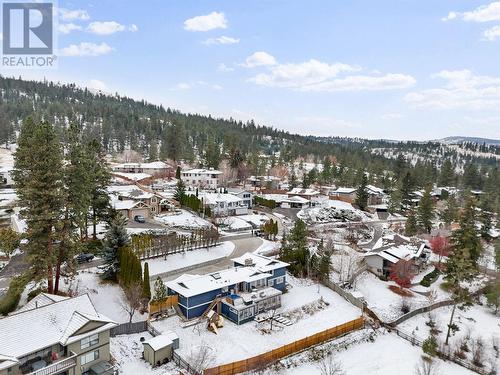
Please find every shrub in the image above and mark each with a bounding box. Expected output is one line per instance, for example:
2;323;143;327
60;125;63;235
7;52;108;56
420;268;441;287
422;335;438;357
0;274;30;315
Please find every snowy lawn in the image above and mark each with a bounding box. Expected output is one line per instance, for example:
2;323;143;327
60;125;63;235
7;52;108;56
398;300;500;373
63;268;147;323
263;330;475;375
254;239;280;255
218;216;252;231
110;332;178;375
142;242;235;276
152;276;361;367
155;210;212;230
237;213;270;228
353;272;451;322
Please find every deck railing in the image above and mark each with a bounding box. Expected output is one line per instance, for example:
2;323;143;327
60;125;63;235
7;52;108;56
26;353;77;375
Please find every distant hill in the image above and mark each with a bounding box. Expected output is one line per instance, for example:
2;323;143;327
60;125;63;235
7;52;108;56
437;136;500;146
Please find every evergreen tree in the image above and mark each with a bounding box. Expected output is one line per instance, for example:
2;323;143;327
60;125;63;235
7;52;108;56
405;210;418;236
205;137;221;169
280;219;309;277
148;139;158;161
175;166;181;179
439;159;455;186
101;216;130;281
400;172;414;210
12;119;64;293
417;187;434;233
479;195;493;240
174;179;186;205
289;172;298;189
452;196;483;264
153;277;167;302
143;262;151;300
440;194;458;226
388;187;402;214
355;170;369;211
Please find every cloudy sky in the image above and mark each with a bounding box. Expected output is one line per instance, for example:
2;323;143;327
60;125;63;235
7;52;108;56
6;0;500;140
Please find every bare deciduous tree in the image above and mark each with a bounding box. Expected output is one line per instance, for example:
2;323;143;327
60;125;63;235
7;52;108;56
188;344;215;374
315;355;344;375
414;358;440;375
119;282;143;323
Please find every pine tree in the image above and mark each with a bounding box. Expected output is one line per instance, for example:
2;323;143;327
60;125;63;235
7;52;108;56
405;210;418;236
101;216;130;281
280;219;309;277
400;172;414;210
440;194;458;226
174;179;186;205
12;120;64;293
355;170;369;211
143;262;151;300
479;195;493;240
388;187;402;214
452;195;483;264
439;159;455;186
175;166;181;179
148;139;158;161
153;277;167;302
417;187;434;233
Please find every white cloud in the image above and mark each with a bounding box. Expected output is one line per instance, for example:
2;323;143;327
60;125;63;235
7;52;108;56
483;25;500;40
217;63;234;72
442;2;500;22
212;84;223;90
404;69;500;110
203;36;239;45
58;23;82;34
59;42;114;57
183;12;227;32
381;113;404;120
129;24;139;32
87;79;107;91
247;58;414;92
171;81;222;91
241;51;277;68
59;8;90;21
87;21;126;35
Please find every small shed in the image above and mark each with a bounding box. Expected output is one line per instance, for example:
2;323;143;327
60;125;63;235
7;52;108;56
143;332;179;366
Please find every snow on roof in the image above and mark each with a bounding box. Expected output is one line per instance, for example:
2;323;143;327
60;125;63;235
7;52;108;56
113;161;170;170
113;171;152;181
288;188;320;196
365;243;426;264
182;168;222;175
0;294;117;358
14;293;69;314
282;196;310;204
200;192;243;205
143;332;178;351
366;185;385;195
227;188;252;195
111;199;139;210
334;187;357;194
231;252;289;273
167;267;272;297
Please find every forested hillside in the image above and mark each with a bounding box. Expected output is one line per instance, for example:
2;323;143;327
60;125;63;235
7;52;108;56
0;75;498;193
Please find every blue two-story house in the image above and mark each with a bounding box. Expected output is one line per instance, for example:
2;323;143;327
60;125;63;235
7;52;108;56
166;253;288;323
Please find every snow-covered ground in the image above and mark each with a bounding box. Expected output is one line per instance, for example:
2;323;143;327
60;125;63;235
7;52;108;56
298;200;372;224
217;216;252;232
262;330;475;375
142;242;235;277
63;268;147;323
152;276;361;367
155;210;212;230
236;213;270;228
254;238;280;255
352;272;450;322
110;332;178;375
398;300;500;373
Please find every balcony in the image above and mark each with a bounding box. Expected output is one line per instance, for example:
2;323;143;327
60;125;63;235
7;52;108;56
25;353;77;375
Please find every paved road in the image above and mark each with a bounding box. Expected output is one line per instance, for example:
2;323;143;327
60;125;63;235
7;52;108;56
161;236;264;282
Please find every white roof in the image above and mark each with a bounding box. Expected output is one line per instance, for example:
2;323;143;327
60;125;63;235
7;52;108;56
108;185;155;199
200;193;243;205
232;253;289;273
366;185;385;195
282;196;310;204
113;161;170;170
111;199;139;210
112;171;152;181
143;332;178;351
167;267;272;298
182;168;222;175
14;293;69;314
0;294;117;359
288;188;320;196
364;243;426;264
335;187;356;194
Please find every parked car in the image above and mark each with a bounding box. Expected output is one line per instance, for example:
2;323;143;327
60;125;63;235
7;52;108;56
76;253;94;264
134;215;146;223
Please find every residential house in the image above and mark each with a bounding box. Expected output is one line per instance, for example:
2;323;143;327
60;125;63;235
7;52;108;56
0;294;117;375
181;169;222;189
332;187;357;203
108;185;171;219
363;234;431;277
112;161;174;177
366;185;387;206
200;192;249;216
247;175;281;190
166;253;288;323
227;188;253;209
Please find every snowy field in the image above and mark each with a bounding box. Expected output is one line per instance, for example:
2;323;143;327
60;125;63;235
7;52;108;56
254;238;280;255
110;332;178;375
236;213;270;228
298;200;373;224
152;276;361;367
262;330;475;375
63;268;147;323
155;210;212;230
398;300;500;373
142;242;235;276
218;216;252;232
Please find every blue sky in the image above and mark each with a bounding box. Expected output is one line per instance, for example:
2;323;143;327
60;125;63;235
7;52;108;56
5;0;500;140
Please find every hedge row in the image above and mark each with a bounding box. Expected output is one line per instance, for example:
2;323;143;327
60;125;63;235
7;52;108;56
420;268;441;287
0;274;30;316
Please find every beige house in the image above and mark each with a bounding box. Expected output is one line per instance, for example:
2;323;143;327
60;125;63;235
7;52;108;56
0;294;117;375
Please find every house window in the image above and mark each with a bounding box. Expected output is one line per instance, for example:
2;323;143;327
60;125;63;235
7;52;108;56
81;350;99;365
81;333;99;349
267;279;274;286
274;276;285;285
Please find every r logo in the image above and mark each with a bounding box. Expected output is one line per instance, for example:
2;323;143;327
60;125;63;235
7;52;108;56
2;2;53;54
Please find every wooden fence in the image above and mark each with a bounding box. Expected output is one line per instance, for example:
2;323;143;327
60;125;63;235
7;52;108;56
149;295;179;317
204;317;364;375
110;321;148;337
